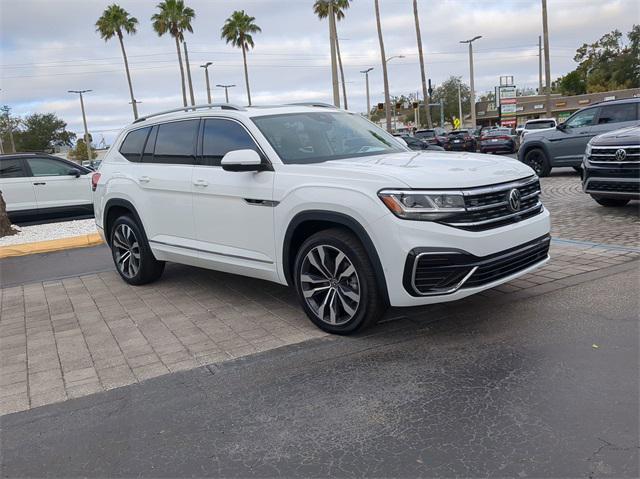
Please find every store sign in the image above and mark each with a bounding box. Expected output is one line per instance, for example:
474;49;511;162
501;118;516;128
501;103;517;116
534;104;544;110
499;86;517;99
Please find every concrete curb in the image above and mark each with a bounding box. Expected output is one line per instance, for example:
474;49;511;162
0;233;104;259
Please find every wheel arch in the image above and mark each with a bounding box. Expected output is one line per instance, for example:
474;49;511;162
103;198;147;246
283;210;390;306
519;139;552;164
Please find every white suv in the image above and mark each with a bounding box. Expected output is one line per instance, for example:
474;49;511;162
93;103;551;334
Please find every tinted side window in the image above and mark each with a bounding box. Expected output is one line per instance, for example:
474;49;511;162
201;119;259;167
153;120;199;165
119;127;150;162
142;126;158;163
0;159;26;178
27;158;74;177
597;103;637;124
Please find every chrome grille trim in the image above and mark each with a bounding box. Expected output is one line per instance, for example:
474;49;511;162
445;202;543;227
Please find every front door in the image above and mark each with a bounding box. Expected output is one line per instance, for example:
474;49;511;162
191;118;276;280
549;107;598;164
24;156;92;210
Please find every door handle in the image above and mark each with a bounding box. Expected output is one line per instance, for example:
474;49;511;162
193;179;208;187
138;176;151;184
33;182;46;185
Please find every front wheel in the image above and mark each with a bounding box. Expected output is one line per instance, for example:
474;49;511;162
110;215;165;285
591;195;630;207
523;148;551;177
294;228;386;335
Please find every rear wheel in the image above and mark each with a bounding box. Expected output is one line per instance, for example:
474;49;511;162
110;215;165;285
523;148;551;177
591;195;630;207
294;228;386;335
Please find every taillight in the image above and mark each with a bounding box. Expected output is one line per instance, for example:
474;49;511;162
91;172;101;192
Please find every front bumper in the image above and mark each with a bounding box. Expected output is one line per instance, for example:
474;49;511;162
370;206;551;307
582;160;640;198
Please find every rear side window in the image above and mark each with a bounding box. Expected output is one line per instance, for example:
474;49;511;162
152;120;199;165
119;127;150;162
597;103;637;124
201;119;260;167
0;159;26;178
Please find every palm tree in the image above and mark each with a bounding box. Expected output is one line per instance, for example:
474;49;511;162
151;0;195;107
412;0;432;127
221;10;261;106
374;0;392;131
96;4;139;119
313;0;351;110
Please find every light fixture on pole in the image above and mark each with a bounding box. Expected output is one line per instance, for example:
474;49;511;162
200;62;213;104
68;89;93;160
360;67;374;119
460;35;481;128
216;84;235;103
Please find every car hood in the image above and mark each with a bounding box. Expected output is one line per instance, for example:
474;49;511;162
314;151;535;188
592;125;640;146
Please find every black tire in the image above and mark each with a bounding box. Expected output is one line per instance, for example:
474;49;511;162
109;215;165;285
523;148;551;177
591;195;630;207
293;228;386;335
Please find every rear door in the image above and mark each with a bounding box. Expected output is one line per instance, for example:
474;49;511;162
0;158;37;213
24;156;92;210
591;102;639;137
191;117;276;279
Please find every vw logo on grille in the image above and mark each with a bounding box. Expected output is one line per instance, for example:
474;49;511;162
615;148;627;161
507;188;521;212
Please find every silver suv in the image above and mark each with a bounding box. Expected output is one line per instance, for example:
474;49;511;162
518;98;639;176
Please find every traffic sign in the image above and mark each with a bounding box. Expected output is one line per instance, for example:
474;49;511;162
453;117;461;129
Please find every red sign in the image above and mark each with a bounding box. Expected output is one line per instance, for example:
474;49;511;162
501;118;516;128
501;98;517;104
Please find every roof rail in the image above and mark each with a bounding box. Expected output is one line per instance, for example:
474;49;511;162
133;103;246;123
287;102;338;109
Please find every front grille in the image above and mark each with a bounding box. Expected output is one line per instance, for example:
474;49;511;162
441;177;543;231
589;145;640;163
587;180;640;194
406;236;550;296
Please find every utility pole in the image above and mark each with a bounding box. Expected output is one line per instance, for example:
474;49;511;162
200;62;213;104
183;42;195;106
541;0;553;118
0;106;16;153
538;35;543;95
457;82;463;128
68;89;92;159
216;84;235;103
460;35;481;129
412;0;432;128
374;0;392;132
360;67;373;119
383;55;404;132
328;2;340;108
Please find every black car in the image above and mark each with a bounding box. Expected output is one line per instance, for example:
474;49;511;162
582;125;639;207
442;130;476;152
479;128;517;154
395;135;445;151
414;128;446;146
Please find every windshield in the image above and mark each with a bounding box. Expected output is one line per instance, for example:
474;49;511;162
251;112;405;164
527;121;555;129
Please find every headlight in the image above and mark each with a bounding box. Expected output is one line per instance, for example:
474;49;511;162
378;190;466;221
585;139;593;157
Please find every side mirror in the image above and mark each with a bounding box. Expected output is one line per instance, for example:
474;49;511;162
556;122;567;131
68;168;81;178
221;149;267;172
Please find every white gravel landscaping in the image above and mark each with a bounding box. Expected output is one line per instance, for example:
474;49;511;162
0;219;98;247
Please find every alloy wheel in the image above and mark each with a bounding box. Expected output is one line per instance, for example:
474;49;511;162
300;245;361;326
526;152;544;175
113;224;141;279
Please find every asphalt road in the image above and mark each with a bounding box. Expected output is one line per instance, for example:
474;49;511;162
1;267;638;478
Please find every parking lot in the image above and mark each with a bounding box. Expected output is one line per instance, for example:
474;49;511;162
1;169;638;417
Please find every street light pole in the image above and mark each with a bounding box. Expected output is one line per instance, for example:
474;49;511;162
360;67;373;119
216;84;235;103
541;0;553;118
200;62;213;104
460;35;481;129
384;55;404;132
68;89;92;159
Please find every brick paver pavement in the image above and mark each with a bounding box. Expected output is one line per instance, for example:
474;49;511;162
1;171;638;415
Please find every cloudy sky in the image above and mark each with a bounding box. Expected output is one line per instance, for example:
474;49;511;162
1;0;637;143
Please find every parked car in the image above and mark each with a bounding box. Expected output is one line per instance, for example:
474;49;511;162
94;103;550;334
395;134;445;151
414;127;446;146
582;125;639;207
518;98;640;176
442;130;476;152
0;153;93;221
520;118;557;139
479;128;517;154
